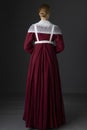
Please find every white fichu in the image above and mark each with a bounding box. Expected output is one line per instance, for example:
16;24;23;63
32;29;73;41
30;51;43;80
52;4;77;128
28;20;62;34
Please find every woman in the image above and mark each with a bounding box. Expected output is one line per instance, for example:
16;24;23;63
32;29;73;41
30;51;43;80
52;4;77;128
23;3;66;130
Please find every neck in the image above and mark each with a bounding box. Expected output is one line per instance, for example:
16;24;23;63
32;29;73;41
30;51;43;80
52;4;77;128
40;17;48;20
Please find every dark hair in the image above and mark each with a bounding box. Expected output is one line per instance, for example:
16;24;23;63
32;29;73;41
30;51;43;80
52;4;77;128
38;3;50;13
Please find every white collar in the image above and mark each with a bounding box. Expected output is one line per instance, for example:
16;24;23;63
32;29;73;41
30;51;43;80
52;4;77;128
36;19;52;26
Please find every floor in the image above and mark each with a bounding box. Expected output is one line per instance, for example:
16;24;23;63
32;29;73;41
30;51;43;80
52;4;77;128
0;93;87;130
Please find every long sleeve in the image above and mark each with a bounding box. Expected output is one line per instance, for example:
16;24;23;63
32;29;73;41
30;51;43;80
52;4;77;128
24;25;35;54
54;25;65;54
24;32;34;54
54;34;64;54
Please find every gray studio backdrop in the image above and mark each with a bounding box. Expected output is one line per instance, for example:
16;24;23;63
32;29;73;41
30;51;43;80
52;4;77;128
0;0;87;94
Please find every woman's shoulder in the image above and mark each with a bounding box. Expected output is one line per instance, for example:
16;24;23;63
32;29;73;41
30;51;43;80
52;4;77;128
53;24;62;34
27;24;35;33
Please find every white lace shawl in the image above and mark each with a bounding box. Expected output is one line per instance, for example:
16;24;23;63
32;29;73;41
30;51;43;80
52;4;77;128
27;20;62;34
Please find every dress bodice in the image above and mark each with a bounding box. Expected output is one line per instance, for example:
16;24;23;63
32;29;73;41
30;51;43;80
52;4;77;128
24;19;64;54
27;19;63;46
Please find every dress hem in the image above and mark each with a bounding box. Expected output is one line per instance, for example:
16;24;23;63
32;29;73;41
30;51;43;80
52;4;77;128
23;117;66;129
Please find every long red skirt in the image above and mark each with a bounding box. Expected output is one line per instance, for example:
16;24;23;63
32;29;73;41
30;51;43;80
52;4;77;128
23;43;66;129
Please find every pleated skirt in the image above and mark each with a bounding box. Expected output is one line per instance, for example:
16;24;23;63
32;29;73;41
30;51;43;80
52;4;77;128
23;43;66;129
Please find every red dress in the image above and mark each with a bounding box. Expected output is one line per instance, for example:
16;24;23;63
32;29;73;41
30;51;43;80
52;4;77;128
23;19;66;129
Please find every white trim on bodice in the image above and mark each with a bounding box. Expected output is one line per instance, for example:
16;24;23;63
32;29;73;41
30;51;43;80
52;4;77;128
34;24;56;46
34;40;55;46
